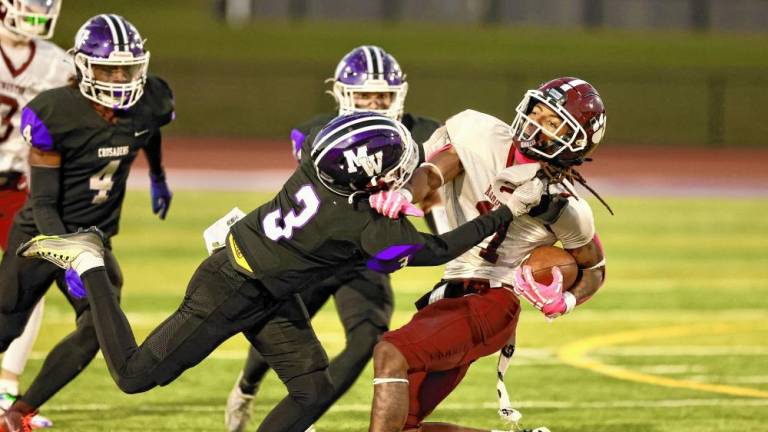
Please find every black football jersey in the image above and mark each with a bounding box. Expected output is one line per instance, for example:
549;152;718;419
15;76;174;238
229;159;426;299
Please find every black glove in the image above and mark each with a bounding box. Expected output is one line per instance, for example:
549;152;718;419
528;193;569;225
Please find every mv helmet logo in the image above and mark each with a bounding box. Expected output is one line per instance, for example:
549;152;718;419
343;146;384;177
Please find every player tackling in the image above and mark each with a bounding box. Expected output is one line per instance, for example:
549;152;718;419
367;77;609;432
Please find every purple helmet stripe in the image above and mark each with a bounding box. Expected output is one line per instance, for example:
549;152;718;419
314;124;401;166
311;116;394;154
100;14;121;49
110;14;129;51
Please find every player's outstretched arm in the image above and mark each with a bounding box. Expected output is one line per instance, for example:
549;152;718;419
143;130;172;220
409;205;513;266
28;147;66;235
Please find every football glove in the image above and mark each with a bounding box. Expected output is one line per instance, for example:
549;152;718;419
150;172;172;220
369;189;424;219
492;163;546;218
65;268;86;299
513;265;575;319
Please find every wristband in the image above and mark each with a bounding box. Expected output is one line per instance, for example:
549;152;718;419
420;162;445;186
563;291;577;313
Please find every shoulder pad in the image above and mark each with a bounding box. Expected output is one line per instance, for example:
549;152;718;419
21;106;54;151
22;87;83;151
141;75;175;127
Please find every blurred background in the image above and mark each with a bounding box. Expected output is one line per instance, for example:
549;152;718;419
52;0;768;148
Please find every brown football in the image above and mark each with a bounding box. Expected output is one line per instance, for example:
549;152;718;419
522;246;579;290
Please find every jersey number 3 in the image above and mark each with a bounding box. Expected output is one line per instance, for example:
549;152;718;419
263;185;320;241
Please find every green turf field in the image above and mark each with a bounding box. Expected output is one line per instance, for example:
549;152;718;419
6;190;766;431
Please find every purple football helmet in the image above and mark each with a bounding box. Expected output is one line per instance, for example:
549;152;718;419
72;14;149;109
331;45;408;120
0;0;61;40
311;112;418;197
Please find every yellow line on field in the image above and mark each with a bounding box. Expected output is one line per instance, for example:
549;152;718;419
557;321;768;399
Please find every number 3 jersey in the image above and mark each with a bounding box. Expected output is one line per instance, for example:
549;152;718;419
424;109;596;286
0;39;73;174
228;153;427;299
14;76;175;238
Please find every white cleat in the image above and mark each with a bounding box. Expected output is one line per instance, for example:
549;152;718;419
16;227;105;269
29;413;53;429
225;373;254;432
305;425;316;432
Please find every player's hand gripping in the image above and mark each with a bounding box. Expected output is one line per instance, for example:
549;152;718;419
369;188;424;219
513;266;575;319
493;163;546;217
150;172;172;220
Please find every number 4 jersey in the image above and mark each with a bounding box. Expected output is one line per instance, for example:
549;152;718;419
425;109;596;286
14;75;175;238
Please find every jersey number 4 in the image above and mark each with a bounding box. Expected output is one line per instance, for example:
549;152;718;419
90;160;121;204
263;185;320;241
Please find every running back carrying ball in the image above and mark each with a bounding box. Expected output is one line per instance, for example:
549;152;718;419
523;245;578;290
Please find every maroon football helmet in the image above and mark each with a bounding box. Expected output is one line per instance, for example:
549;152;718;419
510;77;606;166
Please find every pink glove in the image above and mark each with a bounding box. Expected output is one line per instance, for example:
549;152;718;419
513;265;575;319
369;189;424;219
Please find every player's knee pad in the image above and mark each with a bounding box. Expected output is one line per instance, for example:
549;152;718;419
285;369;334;408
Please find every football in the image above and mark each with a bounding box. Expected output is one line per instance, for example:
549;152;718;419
522;245;579;290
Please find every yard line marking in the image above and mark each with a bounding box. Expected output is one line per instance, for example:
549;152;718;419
594;346;768;356
557;322;768;399
40;398;768;413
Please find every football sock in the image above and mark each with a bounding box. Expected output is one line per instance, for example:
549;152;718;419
0;379;18;396
1;300;45;376
72;252;104;276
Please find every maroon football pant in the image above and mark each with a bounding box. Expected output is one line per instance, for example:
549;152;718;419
381;286;520;429
0;187;26;252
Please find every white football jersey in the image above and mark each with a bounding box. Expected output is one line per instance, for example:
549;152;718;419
425;109;596;287
0;39;73;174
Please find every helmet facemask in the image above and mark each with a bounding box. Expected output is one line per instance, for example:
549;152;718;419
332;79;408;121
74;49;150;110
0;0;61;40
510;90;588;164
374;120;418;191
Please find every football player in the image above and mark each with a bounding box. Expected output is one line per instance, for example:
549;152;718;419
367;78;609;432
16;112;550;432
0;14;173;431
226;45;443;432
0;0;71;428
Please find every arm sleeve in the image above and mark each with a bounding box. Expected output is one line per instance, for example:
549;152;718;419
30;165;66;235
409;205;513;266
143;129;165;176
